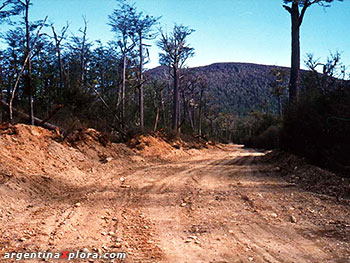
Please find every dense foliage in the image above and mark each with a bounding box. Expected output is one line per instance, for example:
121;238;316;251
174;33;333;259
281;65;350;175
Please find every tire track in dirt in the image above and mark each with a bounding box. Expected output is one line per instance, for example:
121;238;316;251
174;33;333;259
123;145;350;263
1;141;349;263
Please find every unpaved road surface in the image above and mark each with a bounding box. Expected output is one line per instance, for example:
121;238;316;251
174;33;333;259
1;139;349;262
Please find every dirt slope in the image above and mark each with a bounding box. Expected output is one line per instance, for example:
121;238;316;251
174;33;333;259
0;124;349;263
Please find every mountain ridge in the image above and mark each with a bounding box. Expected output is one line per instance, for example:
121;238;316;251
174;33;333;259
146;62;292;115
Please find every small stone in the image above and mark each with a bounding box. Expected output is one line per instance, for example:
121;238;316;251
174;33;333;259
112;217;118;221
144;225;149;229
114;243;122;248
74;202;81;207
82;248;90;253
271;213;278;218
180;203;186;207
290;215;297;223
68;211;75;219
19;237;26;242
147;240;154;244
120;177;125;182
108;231;115;236
184;239;192;243
228;230;234;234
194;240;201;244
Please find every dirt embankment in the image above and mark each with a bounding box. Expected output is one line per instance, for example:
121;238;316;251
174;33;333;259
0;124;349;263
261;151;350;201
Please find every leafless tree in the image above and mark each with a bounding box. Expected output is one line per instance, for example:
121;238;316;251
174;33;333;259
157;24;195;131
283;0;342;103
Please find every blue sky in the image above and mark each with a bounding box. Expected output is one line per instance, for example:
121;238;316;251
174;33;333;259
12;0;350;70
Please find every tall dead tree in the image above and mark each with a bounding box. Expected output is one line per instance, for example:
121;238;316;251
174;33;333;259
283;0;342;103
23;0;34;124
9;16;47;122
51;23;69;89
109;2;137;128
157;25;195;132
133;12;159;130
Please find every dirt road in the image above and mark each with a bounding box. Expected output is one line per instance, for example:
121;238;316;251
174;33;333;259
0;133;349;263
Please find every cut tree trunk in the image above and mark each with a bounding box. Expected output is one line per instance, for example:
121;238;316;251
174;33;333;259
153;107;159;132
0;100;62;132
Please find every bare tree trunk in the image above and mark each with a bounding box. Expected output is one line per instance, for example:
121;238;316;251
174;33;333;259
160;88;166;128
121;53;126;128
289;2;300;104
80;17;88;88
153;107;159;132
198;85;204;136
9;16;47;123
51;24;68;90
182;91;194;132
172;66;179;131
24;0;34;125
278;95;282;116
138;33;144;130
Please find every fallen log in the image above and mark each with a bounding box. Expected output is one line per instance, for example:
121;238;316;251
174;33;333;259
0;100;63;133
38;104;63;126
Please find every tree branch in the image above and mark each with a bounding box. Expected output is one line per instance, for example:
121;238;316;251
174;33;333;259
9;16;48;121
283;5;292;13
299;0;311;26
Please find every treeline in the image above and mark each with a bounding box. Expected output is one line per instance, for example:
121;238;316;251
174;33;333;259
0;0;202;139
0;1;157;137
0;0;260;141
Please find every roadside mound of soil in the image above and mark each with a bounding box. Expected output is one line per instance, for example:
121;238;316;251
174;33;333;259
0;124;144;207
128;131;213;160
0;124;213;201
261;150;350;201
66;128;136;163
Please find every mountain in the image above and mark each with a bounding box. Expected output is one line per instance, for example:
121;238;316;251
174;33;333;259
147;62;290;115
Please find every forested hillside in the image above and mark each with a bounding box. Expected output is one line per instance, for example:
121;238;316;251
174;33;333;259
147;62;289;115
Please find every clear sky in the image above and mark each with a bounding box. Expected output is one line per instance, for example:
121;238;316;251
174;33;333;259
14;0;350;70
